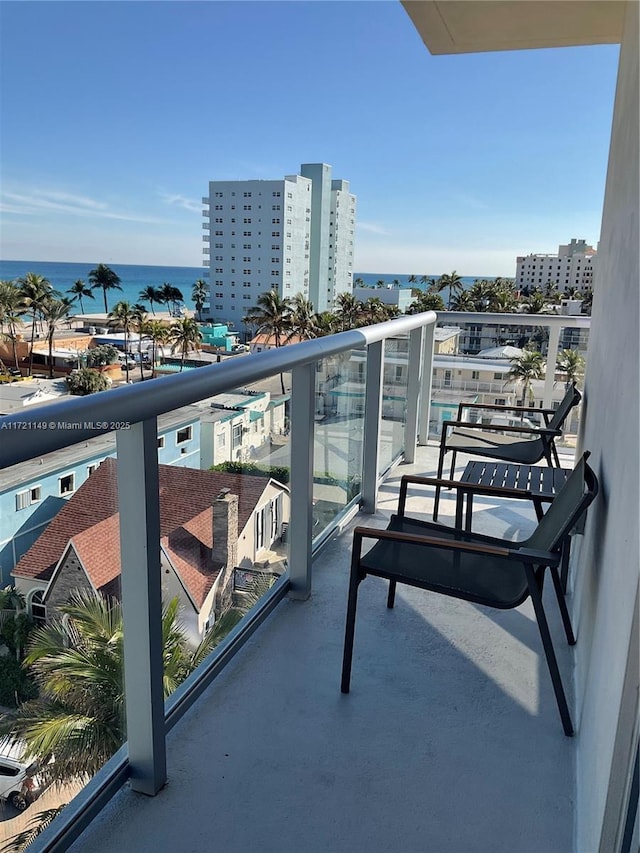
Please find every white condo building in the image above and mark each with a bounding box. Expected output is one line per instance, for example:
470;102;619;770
202;163;356;332
515;238;596;293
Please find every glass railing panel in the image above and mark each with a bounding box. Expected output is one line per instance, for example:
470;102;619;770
432;317;589;447
0;434;126;830
379;334;409;473
312;348;365;539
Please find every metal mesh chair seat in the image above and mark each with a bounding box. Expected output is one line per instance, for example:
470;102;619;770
360;515;531;609
444;429;545;463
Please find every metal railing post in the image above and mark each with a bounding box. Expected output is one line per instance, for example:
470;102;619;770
361;340;384;513
418;322;435;445
404;326;424;464
289;363;315;599
544;323;562;409
116;419;166;796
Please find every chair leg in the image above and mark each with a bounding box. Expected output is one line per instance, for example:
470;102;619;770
526;566;574;736
449;449;457;481
560;540;571;594
341;567;362;694
550;565;576;645
551;440;561;468
434;434;447;521
387;580;396;609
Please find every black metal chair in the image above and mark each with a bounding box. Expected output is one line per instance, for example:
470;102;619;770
433;383;582;520
341;452;598;736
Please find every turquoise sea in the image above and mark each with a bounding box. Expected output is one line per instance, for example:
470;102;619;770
0;259;499;311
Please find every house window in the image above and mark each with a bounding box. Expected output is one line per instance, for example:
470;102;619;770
471;371;480;380
157;436;165;449
15;486;41;510
493;373;502;380
256;506;266;551
232;423;243;450
217;433;226;447
176;426;193;444
59;474;75;495
30;590;46;627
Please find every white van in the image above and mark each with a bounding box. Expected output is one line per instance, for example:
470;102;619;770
0;739;47;811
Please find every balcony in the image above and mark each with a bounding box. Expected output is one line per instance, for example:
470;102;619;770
63;442;578;853
0;308;616;851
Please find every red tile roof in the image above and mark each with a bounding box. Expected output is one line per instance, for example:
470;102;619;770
14;458;275;607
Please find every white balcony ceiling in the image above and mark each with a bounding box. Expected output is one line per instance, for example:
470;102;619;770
401;1;626;54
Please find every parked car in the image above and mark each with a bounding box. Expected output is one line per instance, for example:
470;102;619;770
0;739;49;811
117;354;137;371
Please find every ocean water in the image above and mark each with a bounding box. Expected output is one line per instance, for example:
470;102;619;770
0;260;500;312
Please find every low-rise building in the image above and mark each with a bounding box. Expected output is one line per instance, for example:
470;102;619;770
12;460;290;645
200;390;287;467
0;406;201;584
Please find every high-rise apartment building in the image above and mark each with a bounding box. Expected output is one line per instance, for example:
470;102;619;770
201;163;356;332
515;238;596;293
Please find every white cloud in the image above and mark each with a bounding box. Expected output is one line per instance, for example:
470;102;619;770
1;187;170;225
357;221;391;236
158;192;202;214
354;241;520;278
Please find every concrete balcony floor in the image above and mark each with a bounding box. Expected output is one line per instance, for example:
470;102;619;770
71;444;578;853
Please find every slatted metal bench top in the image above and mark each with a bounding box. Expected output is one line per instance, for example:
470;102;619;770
460;461;571;498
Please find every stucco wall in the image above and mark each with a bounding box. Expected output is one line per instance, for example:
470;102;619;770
573;3;639;850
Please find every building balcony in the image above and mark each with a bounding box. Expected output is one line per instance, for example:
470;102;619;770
2;305;627;853
64;442;578;853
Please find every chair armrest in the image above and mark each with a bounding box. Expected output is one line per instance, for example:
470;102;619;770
353;526;560;567
353;525;512;557
398;474;534;515
442;419;562;437
457;402;550;416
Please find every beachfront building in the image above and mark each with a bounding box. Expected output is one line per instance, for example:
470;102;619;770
202;163;356;331
515;237;596;294
353;285;413;313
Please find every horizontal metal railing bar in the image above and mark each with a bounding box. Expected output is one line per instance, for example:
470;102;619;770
165;572;291;732
436;311;591;329
0;313;436;468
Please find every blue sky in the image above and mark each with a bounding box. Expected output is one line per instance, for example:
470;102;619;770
0;1;619;276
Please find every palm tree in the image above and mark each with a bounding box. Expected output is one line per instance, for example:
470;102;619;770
132;304;148;381
507;349;545;410
192;279;209;321
67;279;94;314
107;300;137;382
138;286;161;316
408;275;417;286
17;273;55;377
334;292;361;331
439;270;463;309
158;283;184;315
524;290;546;314
0;280;25;369
145;320;169;369
409;291;446;313
243;290;292;393
42;298;71;378
168;316;202;371
556;348;585;389
88;264;122;314
0;591;235;786
314;311;337;336
287;294;319;341
562;286;583;301
449;290;474;311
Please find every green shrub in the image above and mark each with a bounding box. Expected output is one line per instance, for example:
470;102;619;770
211;461;290;484
0;655;37;707
66;368;110;396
